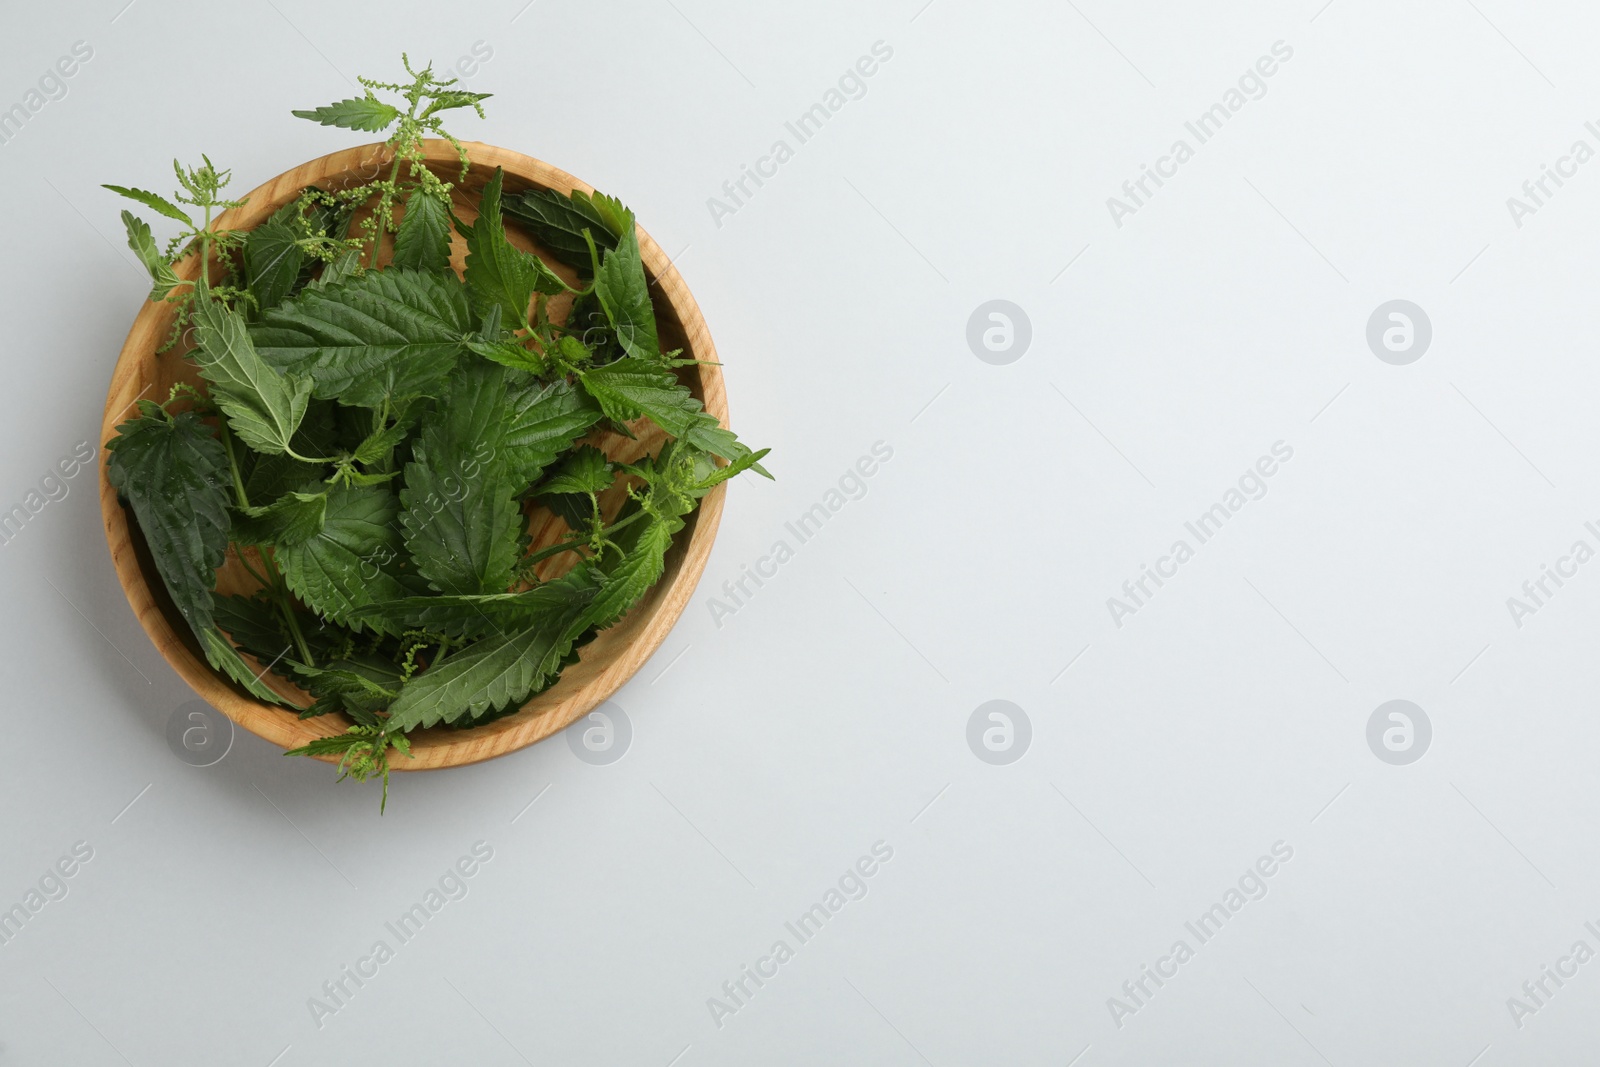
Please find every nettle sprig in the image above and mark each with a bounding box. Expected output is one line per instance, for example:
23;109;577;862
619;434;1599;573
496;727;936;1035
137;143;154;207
293;54;489;267
103;57;770;811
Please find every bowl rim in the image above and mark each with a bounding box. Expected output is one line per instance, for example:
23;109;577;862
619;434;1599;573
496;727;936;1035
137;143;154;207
98;139;728;771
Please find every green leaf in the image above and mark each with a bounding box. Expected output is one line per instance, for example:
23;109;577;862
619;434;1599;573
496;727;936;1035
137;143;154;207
312;249;363;289
578;356;713;435
290;655;403;716
103;184;192;224
119;210;179;301
392;190;453;273
465;336;547;376
399;362;523;595
201;627;293;704
107;411;230;636
503;379;602;485
251;268;473;408
292;96;401;132
384;569;597;730
422;90;493;116
583;509;685;631
276;483;409;631
502;187;622;277
594;215;658;361
350;577;600;640
577;357;766;472
243;202;308;314
464;168;564;329
538;445;613;496
191;296;312;456
231;490;327;547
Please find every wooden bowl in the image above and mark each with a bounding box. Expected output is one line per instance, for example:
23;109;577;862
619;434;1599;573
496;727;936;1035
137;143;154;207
99;141;729;770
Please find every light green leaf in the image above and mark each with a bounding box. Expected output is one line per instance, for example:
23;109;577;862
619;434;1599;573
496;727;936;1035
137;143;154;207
465;336;546;376
119;210;179;301
103;184;192;224
292;96;401;132
384;569;597;730
392;190;453;272
276;484;409;631
399;362;523;595
191;296;312;456
464;168;564;329
538;445;613;496
250;268;473;408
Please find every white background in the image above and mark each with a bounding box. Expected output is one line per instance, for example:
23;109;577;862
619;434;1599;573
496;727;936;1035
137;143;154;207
2;0;1598;1064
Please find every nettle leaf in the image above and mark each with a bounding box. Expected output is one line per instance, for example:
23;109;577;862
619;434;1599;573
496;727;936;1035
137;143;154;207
465;336;546;376
276;483;409;631
577;358;766;472
538;445;613;496
292;96;400;132
503;379;602;485
392;190;453;273
594;214;658;361
291;655;403;717
119;210;179;301
465;168;564;329
251;268;473;408
106;411;289;705
103;184;192;224
191;296;312;456
423;90;493;116
384;569;597;730
107;411;230;634
243;202;309;314
502;187;622;277
400;362;522;595
351;577;600;640
231;490;328;547
312;249;363;289
583;507;686;632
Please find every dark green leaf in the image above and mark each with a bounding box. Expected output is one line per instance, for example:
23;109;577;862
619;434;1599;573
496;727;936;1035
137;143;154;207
231;490;327;547
276;483;409;631
251;268;473;408
464;168;564;329
502;379;602;485
107;411;230;635
399;362;523;595
350;577;600;640
243;202;309;314
107;411;290;705
385;569;596;730
502;187;622;277
594;215;658;361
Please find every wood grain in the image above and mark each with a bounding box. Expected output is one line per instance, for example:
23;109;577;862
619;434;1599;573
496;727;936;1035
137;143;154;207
99;141;730;770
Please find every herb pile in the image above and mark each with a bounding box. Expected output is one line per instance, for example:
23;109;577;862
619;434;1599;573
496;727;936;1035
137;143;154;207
104;58;769;807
